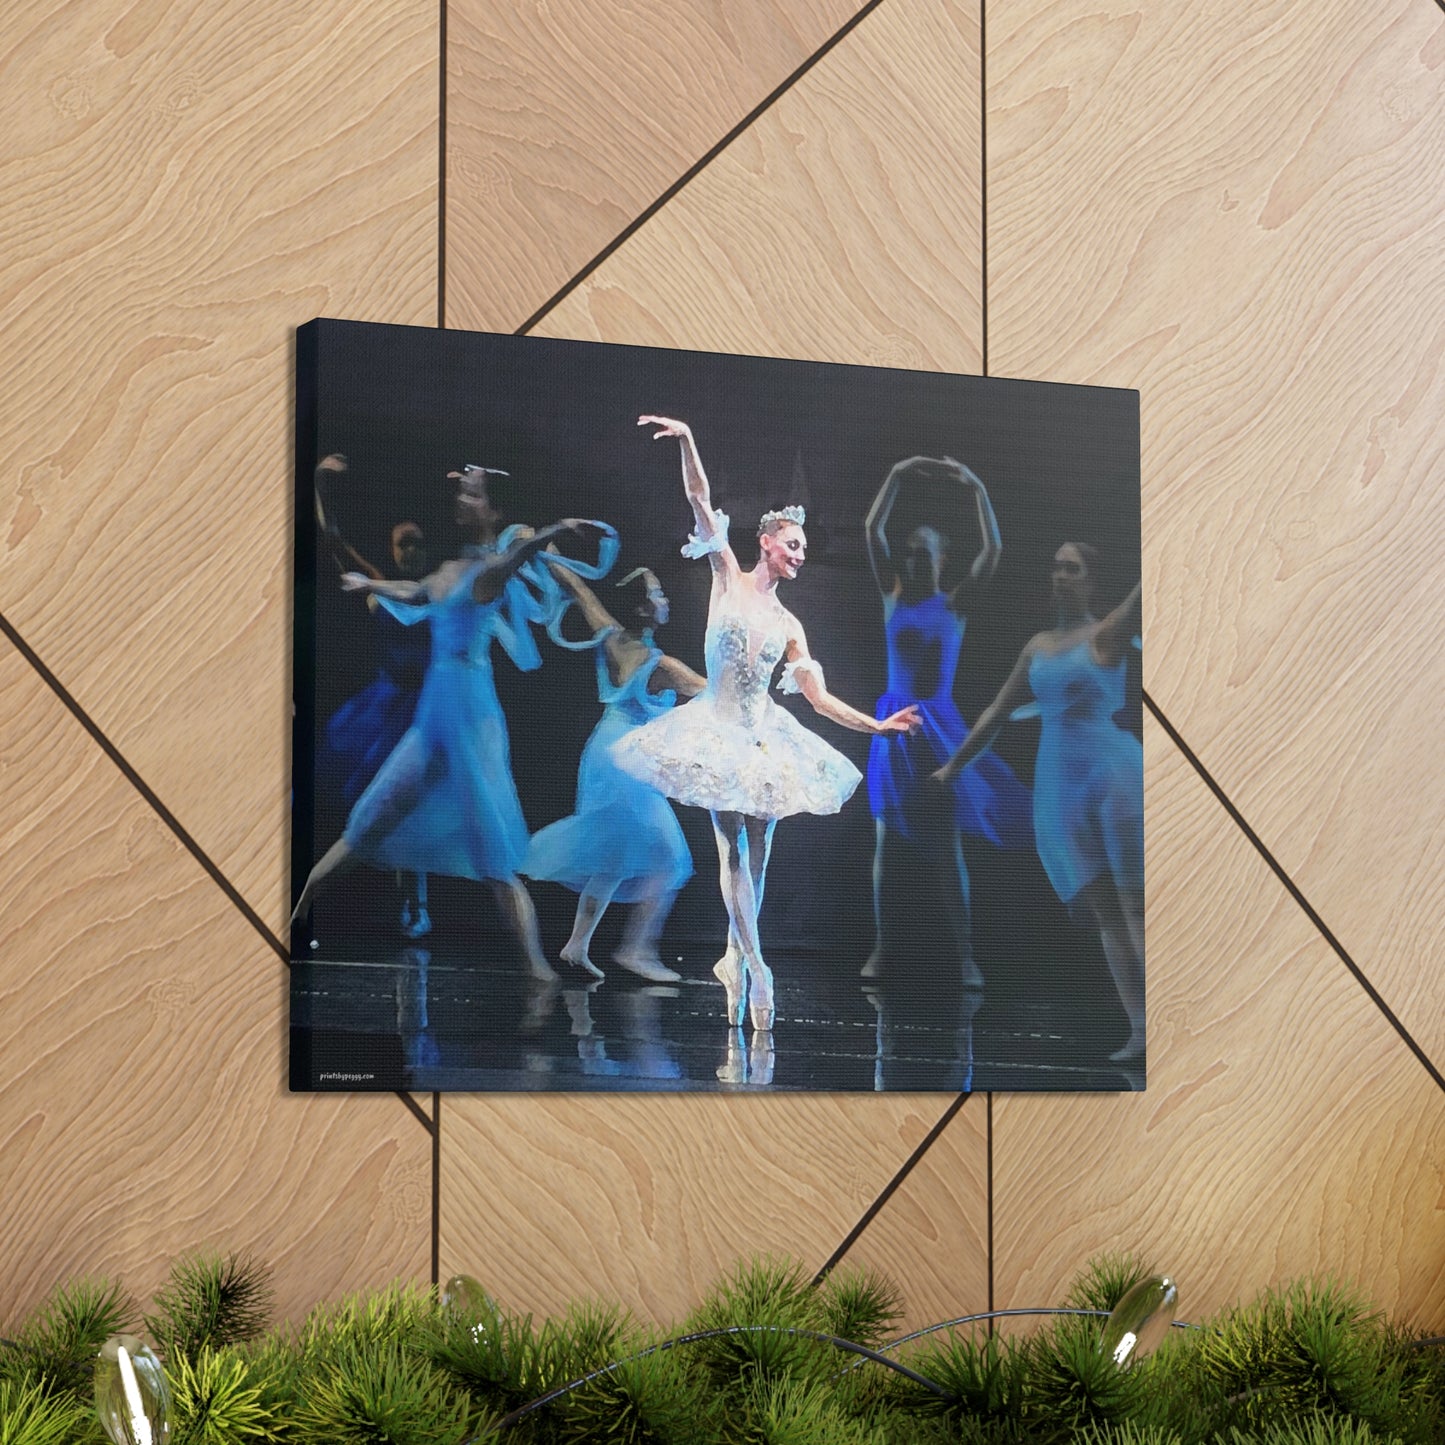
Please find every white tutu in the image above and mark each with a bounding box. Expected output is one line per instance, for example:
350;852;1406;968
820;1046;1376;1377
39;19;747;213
611;587;861;818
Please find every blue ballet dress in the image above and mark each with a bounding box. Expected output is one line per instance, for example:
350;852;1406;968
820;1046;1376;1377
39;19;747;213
342;558;530;881
322;607;430;808
867;592;1032;847
523;633;693;903
1028;639;1144;903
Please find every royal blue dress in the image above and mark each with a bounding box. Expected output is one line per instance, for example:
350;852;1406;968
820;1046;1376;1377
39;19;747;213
322;606;430;808
1028;639;1143;903
523;631;693;903
868;592;1032;847
342;558;531;881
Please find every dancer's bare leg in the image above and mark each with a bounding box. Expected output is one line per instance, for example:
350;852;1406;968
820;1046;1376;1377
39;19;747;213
615;884;682;983
296;736;429;928
292;837;358;923
710;811;767;1027
400;871;432;938
1084;879;1145;1061
489;876;556;982
864;819;894;978
742;815;777;1029
935;828;982;989
560;891;609;980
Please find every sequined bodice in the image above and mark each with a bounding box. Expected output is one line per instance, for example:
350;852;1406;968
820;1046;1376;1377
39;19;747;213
704;600;787;728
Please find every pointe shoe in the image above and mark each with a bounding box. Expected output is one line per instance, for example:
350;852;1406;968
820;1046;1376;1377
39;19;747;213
614;950;681;984
712;951;746;1028
402;905;432;940
747;960;775;1033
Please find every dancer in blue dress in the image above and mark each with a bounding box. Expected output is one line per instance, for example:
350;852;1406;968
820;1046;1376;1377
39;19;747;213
613;416;921;1032
864;456;1032;983
292;463;614;981
935;544;1144;1060
524;565;705;984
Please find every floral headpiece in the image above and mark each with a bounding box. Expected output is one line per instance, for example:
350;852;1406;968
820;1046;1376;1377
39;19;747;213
757;504;806;536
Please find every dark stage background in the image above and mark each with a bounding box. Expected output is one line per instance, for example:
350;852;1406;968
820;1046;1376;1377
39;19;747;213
292;319;1141;1089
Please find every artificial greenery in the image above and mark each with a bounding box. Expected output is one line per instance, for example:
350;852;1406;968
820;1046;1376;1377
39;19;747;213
1;1251;1440;1444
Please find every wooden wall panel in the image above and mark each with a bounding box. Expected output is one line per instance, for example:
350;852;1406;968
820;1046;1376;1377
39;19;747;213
828;1100;990;1331
993;721;1445;1326
445;0;863;330
533;0;983;375
0;640;430;1327
988;0;1445;1067
439;0;986;1330
440;1092;966;1325
0;0;438;934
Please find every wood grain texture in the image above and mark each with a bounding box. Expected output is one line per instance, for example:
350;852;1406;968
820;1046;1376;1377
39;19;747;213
0;639;430;1327
0;0;438;937
988;0;1445;1069
443;0;863;331
826;1098;990;1331
531;0;982;374
993;719;1445;1327
440;1092;971;1326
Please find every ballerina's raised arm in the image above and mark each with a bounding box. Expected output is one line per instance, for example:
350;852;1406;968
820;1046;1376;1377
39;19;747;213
638;415;739;579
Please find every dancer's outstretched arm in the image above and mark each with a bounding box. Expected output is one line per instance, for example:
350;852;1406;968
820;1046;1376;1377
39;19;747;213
638;416;738;576
315;454;385;580
783;620;920;736
944;458;1002;598
473;519;606;604
654;654;706;697
933;643;1037;784
864;458;921;597
340;571;427;603
1091;581;1141;669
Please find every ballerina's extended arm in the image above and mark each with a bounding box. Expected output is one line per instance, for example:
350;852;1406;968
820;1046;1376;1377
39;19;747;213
315;454;387;581
945;458;1002;598
864;457;921;597
933;644;1038;786
472;520;608;605
544;561;706;697
1089;581;1141;669
638;415;737;575
782;622;920;736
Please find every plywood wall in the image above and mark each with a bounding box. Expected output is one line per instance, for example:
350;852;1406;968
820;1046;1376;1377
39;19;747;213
3;0;1441;1338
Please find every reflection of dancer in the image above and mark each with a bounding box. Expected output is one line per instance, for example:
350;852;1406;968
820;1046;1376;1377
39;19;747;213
863;457;1032;982
523;566;705;984
293;465;611;981
935;545;1144;1060
613;417;920;1031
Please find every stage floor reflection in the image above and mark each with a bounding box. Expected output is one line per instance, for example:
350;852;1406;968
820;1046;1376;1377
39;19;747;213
291;947;1143;1093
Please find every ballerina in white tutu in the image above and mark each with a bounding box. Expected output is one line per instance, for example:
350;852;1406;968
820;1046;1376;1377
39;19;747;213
612;416;921;1031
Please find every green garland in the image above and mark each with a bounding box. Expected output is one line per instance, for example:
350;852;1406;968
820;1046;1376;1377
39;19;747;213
2;1251;1440;1444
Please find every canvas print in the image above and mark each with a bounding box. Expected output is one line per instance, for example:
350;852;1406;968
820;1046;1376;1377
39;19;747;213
291;319;1142;1093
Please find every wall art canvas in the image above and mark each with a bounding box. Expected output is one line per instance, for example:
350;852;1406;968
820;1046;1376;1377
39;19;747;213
291;319;1143;1093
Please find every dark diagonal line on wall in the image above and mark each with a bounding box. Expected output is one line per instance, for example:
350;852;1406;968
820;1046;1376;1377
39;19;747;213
1143;690;1445;1094
515;0;888;336
812;1093;971;1285
0;612;433;1136
0;608;289;964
